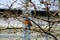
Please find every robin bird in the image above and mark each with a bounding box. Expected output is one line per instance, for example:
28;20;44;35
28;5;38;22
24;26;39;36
23;19;32;30
23;19;32;26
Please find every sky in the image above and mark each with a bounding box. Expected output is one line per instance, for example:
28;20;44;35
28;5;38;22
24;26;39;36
0;0;59;11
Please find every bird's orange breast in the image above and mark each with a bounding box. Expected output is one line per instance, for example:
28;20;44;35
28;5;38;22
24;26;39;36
23;20;31;25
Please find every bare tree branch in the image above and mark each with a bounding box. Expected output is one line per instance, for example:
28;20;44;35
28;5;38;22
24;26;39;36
8;0;17;10
30;1;37;16
23;16;58;40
